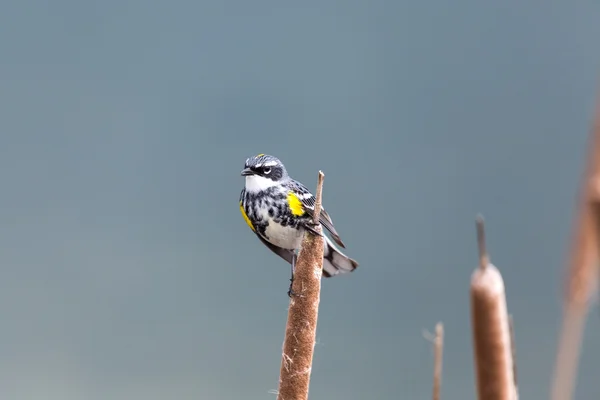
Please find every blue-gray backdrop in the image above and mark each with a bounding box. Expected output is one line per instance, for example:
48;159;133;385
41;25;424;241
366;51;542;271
1;1;599;399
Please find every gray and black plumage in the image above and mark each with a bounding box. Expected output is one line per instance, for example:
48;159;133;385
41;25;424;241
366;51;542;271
239;154;358;294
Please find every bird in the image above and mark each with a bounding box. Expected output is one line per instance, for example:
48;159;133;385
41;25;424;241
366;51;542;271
239;153;358;296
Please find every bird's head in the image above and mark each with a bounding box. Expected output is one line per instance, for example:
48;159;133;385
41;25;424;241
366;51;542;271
241;154;289;192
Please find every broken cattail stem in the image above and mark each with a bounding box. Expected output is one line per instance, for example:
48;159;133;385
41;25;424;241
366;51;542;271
470;216;516;400
551;96;600;400
312;171;324;225
277;171;325;400
432;322;444;400
476;215;488;270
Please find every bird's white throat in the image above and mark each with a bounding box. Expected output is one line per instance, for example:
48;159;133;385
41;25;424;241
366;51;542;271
245;175;278;193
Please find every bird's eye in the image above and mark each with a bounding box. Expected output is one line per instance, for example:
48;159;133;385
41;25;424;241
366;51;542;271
263;167;271;174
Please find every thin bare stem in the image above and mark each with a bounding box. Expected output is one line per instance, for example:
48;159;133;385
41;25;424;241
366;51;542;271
470;217;515;400
551;96;600;400
313;171;324;225
277;171;325;400
432;322;444;400
476;214;488;271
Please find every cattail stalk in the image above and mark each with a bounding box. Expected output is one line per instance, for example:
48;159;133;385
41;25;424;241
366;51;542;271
470;216;516;400
277;171;325;400
432;322;444;400
551;97;600;400
509;315;519;400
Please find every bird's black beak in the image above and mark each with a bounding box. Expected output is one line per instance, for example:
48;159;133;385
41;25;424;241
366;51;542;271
241;167;254;176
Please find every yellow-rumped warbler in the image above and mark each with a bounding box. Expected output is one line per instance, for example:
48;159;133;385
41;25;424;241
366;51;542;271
239;154;358;295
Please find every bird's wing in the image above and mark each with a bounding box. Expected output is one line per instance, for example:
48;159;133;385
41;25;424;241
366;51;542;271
254;231;295;264
288;179;346;248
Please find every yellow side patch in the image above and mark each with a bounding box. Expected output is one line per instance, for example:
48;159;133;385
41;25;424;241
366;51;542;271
287;192;305;216
240;201;255;231
256;153;265;157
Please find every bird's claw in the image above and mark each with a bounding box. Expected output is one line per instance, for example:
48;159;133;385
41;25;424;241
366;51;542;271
304;221;323;237
287;278;303;298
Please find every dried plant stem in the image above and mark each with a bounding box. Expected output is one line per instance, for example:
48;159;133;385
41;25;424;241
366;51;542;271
432;322;444;400
552;305;587;400
508;315;519;400
470;216;516;400
551;98;600;400
277;171;325;400
476;215;489;270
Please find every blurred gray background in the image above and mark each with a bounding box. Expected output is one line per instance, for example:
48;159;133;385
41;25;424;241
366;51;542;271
1;1;600;399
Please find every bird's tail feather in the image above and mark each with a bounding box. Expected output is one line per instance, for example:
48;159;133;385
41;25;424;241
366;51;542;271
322;235;359;278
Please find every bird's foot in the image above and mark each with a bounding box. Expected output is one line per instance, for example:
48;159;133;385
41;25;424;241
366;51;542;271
287;278;303;298
304;221;323;237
